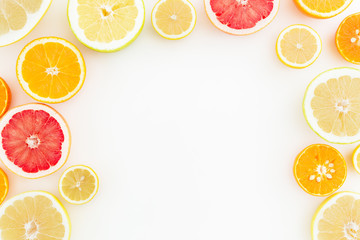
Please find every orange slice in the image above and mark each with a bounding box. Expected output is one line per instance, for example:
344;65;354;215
294;144;347;197
17;37;86;103
294;0;353;18
336;13;360;64
0;78;11;118
0;168;8;205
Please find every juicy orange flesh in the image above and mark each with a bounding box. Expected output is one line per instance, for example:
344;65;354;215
311;76;360;137
337;14;360;64
21;41;81;99
0;78;10;118
0;0;42;35
77;0;138;43
61;168;96;202
295;145;346;196
0;169;7;204
155;0;193;36
280;27;318;64
300;0;347;13
0;195;66;239
317;195;360;240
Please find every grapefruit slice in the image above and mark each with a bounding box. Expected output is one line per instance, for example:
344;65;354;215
0;103;71;179
204;0;280;35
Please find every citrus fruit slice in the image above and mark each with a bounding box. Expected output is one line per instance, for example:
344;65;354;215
294;0;353;18
0;103;71;179
17;37;85;103
0;168;8;206
303;67;360;144
151;0;196;40
204;0;279;36
0;0;52;47
352;145;360;174
294;144;346;197
59;165;99;205
276;24;322;69
0;77;11;118
0;191;71;240
336;13;360;65
312;191;360;240
68;0;145;52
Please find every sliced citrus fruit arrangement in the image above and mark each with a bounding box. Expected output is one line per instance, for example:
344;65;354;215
336;13;360;65
204;0;279;35
352;145;360;174
68;0;145;52
312;191;360;240
276;25;321;69
0;191;71;240
59;165;99;205
294;144;346;197
0;77;11;118
0;103;71;179
303;68;360;144
0;0;52;47
151;0;196;40
17;37;85;103
294;0;353;18
0;168;8;206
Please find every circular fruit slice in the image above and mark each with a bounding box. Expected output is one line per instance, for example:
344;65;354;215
303;68;360;144
294;0;353;18
276;25;322;69
0;103;71;179
0;77;11;118
352;145;360;174
68;0;145;52
59;165;99;205
0;168;8;205
294;144;346;197
0;0;52;47
17;37;86;103
336;13;360;65
0;191;71;240
204;0;279;36
152;0;196;40
312;191;360;240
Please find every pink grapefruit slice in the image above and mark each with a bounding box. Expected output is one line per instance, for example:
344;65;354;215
204;0;280;35
0;103;71;179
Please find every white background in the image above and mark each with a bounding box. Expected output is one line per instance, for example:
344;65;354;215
0;0;360;239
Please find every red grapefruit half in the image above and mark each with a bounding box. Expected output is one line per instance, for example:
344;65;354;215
0;103;71;179
204;0;280;35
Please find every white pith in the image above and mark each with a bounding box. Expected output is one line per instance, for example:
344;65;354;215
204;0;279;35
0;104;71;179
296;0;353;18
152;0;196;40
67;0;145;52
308;160;336;183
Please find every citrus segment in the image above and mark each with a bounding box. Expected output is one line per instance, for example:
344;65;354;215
294;0;353;18
276;25;321;68
0;103;71;179
17;37;85;103
68;0;145;52
59;165;99;205
0;77;11;118
294;144;346;197
0;191;71;240
336;13;360;65
0;168;8;206
204;0;279;35
152;0;196;40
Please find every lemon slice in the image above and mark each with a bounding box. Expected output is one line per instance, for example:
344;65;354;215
67;0;145;52
59;165;99;205
303;67;360;144
151;0;196;40
312;191;360;240
0;191;71;240
294;0;353;18
352;145;360;174
0;0;52;47
276;24;321;69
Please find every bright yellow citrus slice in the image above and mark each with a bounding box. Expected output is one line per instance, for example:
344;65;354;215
352;145;360;174
151;0;196;40
0;168;8;206
68;0;145;52
0;191;71;240
294;0;353;18
312;191;360;240
17;37;86;103
276;24;321;69
0;0;52;47
59;165;99;205
0;77;11;118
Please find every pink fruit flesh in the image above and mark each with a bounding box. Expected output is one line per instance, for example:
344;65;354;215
2;110;64;174
210;0;274;30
